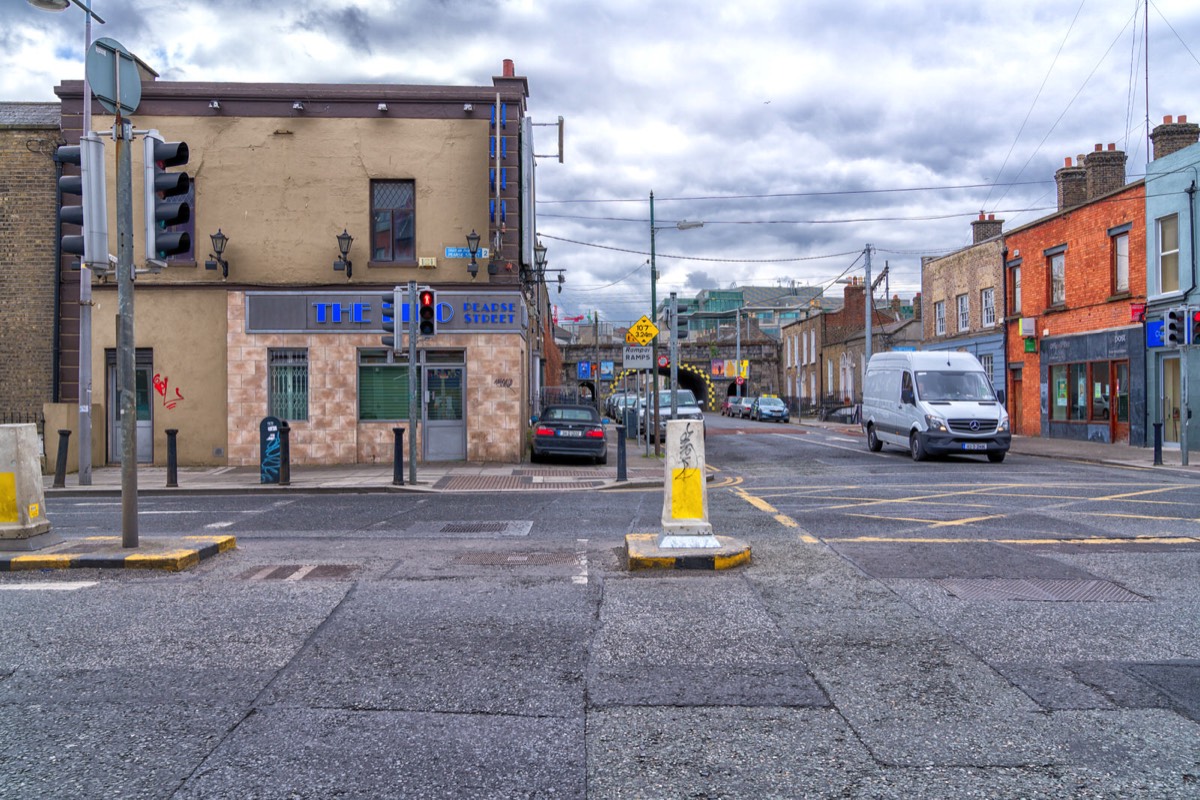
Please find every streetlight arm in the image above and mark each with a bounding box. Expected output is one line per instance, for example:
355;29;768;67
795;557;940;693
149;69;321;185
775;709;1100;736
68;0;105;23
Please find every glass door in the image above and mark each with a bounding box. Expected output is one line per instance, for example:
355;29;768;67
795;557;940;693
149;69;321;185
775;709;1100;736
1161;355;1182;446
423;365;466;461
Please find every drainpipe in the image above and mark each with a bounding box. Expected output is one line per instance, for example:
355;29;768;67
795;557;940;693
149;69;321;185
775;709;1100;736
1001;243;1009;411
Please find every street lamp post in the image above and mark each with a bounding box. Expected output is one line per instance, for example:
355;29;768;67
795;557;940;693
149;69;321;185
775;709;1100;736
28;0;105;487
648;191;702;456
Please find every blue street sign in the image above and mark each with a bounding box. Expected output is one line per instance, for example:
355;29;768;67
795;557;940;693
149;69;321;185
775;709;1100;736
1147;319;1166;348
444;247;489;259
576;362;592;380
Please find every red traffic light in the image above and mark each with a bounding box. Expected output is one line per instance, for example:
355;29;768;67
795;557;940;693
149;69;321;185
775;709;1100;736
419;290;434;307
418;289;436;336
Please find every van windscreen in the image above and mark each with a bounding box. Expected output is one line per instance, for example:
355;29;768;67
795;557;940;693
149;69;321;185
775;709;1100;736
914;371;995;401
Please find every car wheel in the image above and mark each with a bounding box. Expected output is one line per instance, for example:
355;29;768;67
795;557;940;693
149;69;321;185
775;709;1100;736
867;425;883;452
530;449;542;464
909;432;926;462
987;451;1006;463
598;450;609;465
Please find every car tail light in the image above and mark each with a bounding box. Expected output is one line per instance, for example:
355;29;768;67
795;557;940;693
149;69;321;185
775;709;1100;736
585;428;605;438
535;426;555;436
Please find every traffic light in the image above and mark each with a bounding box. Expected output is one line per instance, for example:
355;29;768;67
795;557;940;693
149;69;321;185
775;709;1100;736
1192;307;1200;346
675;309;689;340
381;289;399;350
55;135;108;266
418;288;437;336
1166;306;1186;346
143;131;191;260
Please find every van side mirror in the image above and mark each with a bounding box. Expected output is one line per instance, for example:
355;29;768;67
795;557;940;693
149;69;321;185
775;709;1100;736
901;388;915;405
995;389;1006;405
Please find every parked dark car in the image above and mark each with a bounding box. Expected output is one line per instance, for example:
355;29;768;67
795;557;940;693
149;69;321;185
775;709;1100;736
531;405;608;464
750;396;790;423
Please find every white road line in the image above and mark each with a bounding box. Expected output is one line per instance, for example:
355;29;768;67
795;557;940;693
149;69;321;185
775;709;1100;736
248;566;279;581
572;538;589;585
0;582;97;591
204;521;235;529
285;565;318;581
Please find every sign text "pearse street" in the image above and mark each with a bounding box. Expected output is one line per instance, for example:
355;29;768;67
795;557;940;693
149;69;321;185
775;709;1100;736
462;301;516;324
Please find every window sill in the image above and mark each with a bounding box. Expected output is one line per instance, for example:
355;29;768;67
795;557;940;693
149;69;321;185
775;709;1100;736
1106;291;1132;302
367;260;419;269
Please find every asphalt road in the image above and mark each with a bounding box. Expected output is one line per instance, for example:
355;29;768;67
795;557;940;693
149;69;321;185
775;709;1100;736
2;416;1197;798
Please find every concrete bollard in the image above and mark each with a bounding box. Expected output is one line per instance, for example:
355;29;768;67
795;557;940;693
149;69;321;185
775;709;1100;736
659;419;719;548
1;424;61;551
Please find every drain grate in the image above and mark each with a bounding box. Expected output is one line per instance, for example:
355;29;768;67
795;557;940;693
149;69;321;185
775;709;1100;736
453;551;577;566
939;578;1146;602
440;522;509;534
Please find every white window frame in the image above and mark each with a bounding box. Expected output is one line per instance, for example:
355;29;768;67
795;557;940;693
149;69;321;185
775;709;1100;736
934;300;946;336
1012;265;1022;315
981;287;995;327
1050;250;1066;306
956;294;970;332
1157;215;1180;296
1112;231;1129;294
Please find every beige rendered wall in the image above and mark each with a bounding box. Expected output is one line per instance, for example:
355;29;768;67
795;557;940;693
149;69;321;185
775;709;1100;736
90;285;228;466
91;114;490;283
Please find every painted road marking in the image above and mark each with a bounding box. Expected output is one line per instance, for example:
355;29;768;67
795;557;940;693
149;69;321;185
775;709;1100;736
0;581;97;591
732;488;819;543
844;512;1007;528
204;521;235;529
831;535;1198;546
573;538;589;585
284;565;318;581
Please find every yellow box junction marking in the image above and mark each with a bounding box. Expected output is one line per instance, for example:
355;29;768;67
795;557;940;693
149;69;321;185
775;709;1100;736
733;488;818;543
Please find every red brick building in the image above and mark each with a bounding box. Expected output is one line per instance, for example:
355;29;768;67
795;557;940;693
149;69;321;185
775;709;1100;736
1003;144;1146;444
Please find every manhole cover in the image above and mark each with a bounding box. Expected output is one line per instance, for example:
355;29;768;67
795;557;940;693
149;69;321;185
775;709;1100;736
939;578;1146;602
453;551;576;566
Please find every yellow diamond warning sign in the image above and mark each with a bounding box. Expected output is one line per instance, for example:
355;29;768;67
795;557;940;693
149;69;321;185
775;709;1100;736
626;315;659;346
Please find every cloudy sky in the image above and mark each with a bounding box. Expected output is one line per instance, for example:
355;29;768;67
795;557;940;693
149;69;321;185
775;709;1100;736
6;0;1200;326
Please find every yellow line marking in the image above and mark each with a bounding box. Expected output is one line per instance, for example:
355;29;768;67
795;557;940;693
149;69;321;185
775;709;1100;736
1077;512;1200;523
1091;486;1189;501
844;512;1006;528
733;488;818;543
833;535;1197;546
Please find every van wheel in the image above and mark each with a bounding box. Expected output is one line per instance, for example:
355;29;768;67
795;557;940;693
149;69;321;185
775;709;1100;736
987;451;1006;463
867;425;883;452
909;432;926;462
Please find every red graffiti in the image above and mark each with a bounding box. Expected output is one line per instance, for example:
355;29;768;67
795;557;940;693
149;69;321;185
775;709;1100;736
153;373;185;410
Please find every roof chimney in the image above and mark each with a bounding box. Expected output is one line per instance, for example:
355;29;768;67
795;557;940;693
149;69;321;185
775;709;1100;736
503;59;515;77
1083;143;1126;199
1055;156;1087;210
971;212;1004;244
1151;114;1200;160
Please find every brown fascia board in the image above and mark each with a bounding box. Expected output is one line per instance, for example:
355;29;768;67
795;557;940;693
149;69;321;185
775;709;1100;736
53;80;525;117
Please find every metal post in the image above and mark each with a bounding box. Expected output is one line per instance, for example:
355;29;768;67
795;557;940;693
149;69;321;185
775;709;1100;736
1154;421;1164;465
392;427;405;486
407;280;418;485
594;309;602;416
1182;351;1190;467
650;191;660;457
53;429;71;488
616;425;627;482
278;421;291;486
864;244;873;369
78;1;97;487
115;113;137;548
670;292;679;417
165;429;178;487
735;308;742;397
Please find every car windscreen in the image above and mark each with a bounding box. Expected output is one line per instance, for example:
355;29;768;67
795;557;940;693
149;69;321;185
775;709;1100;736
543;408;599;422
658;391;698;405
758;398;785;407
914;371;995;402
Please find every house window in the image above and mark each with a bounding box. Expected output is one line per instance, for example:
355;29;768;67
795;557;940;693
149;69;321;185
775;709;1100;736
358;349;418;420
956;294;969;332
1011;264;1022;315
268;348;308;421
1110;227;1130;294
1047;247;1066;306
371;180;416;263
981;288;996;327
1157;215;1180;295
934;301;946;336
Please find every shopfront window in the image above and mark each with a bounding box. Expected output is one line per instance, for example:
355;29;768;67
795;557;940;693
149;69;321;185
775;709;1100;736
1050;360;1128;423
358;349;417;421
268;348;308;421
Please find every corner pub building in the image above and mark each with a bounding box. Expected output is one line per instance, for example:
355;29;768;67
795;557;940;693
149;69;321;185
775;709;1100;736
50;60;554;468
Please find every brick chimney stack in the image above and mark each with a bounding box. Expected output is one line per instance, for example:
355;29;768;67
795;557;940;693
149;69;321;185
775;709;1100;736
912;293;922;320
1151;115;1200;160
1055;156;1087;210
971;212;1003;244
1084;143;1127;199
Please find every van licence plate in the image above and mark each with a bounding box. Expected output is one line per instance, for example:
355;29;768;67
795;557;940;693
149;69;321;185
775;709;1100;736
962;443;987;451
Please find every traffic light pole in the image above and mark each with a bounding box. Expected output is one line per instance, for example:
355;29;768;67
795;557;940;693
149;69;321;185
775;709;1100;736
669;292;679;418
407;280;418;485
115;115;137;547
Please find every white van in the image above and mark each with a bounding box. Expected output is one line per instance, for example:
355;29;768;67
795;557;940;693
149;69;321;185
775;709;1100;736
861;351;1011;462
